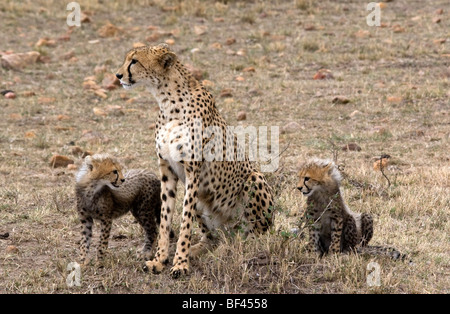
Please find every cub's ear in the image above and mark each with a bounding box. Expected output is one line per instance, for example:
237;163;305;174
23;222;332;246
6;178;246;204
84;155;94;171
159;51;176;70
323;162;333;173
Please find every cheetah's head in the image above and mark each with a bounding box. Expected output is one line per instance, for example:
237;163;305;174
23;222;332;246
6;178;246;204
296;159;341;197
115;43;177;90
76;154;125;189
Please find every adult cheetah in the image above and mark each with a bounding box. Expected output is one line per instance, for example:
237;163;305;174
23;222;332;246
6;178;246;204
116;43;275;278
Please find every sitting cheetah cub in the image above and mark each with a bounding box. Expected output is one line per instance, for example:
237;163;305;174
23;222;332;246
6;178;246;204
297;158;373;255
297;158;407;261
75;154;161;264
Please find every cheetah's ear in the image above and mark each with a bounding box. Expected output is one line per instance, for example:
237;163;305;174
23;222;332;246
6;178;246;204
159;51;176;70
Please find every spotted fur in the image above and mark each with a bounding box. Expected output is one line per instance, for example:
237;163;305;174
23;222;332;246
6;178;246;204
116;44;275;278
75;154;161;264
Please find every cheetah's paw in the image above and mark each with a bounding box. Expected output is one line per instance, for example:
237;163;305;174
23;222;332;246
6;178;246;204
144;259;165;274
170;263;189;279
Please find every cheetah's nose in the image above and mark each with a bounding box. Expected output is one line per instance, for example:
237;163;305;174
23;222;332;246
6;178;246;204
116;73;123;80
297;186;302;192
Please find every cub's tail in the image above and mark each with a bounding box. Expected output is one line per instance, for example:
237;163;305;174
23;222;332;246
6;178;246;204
357;245;411;263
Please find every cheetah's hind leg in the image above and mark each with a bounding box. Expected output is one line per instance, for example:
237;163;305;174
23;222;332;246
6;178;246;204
241;173;274;236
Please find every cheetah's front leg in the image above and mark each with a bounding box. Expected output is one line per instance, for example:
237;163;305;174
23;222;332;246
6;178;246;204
145;160;178;274
170;170;199;278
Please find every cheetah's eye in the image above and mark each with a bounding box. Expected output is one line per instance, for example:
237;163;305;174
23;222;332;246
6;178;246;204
304;177;310;182
130;59;137;65
112;170;118;175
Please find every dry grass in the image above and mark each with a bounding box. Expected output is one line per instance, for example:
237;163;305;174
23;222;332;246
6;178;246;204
0;0;449;294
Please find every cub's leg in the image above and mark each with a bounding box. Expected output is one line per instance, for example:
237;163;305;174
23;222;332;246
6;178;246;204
329;216;344;253
145;160;178;274
132;195;161;259
189;215;214;258
97;218;112;260
242;173;274;235
307;223;322;254
342;216;359;252
360;213;373;247
79;215;93;265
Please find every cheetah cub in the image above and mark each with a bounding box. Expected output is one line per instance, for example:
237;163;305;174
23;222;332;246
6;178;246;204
75;154;161;264
297;158;408;261
297;158;374;255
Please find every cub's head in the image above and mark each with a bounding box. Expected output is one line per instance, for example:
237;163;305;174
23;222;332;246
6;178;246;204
115;43;177;90
76;154;125;189
296;159;341;196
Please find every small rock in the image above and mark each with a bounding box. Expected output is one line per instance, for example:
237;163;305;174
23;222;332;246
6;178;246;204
93;107;107;116
4;91;16;99
236;49;246;56
21;91;36;97
243;67;256;73
349;110;362;118
38;97;56;104
1;51;40;70
210;42;222;50
49;155;74;168
237;111;247;121
165;38;175;45
281;122;301;134
146;32;160;42
225;38;236;45
35;37;56;47
0;232;9;239
373;155;390;171
433;38;446;45
6;245;19;254
392;24;405;33
387;96;403;104
341;143;361;152
235;76;245;82
24;131;36;139
219;89;233;98
98;22;121;37
149;123;156;130
313;69;334;80
101;73;120;90
94;90;108;99
194;25;208;36
332;96;350;104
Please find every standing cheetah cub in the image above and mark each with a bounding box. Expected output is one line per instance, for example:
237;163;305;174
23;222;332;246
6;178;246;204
297;158;408;261
75;154;161;264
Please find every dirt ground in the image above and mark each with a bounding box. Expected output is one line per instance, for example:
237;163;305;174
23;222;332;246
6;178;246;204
0;0;449;294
